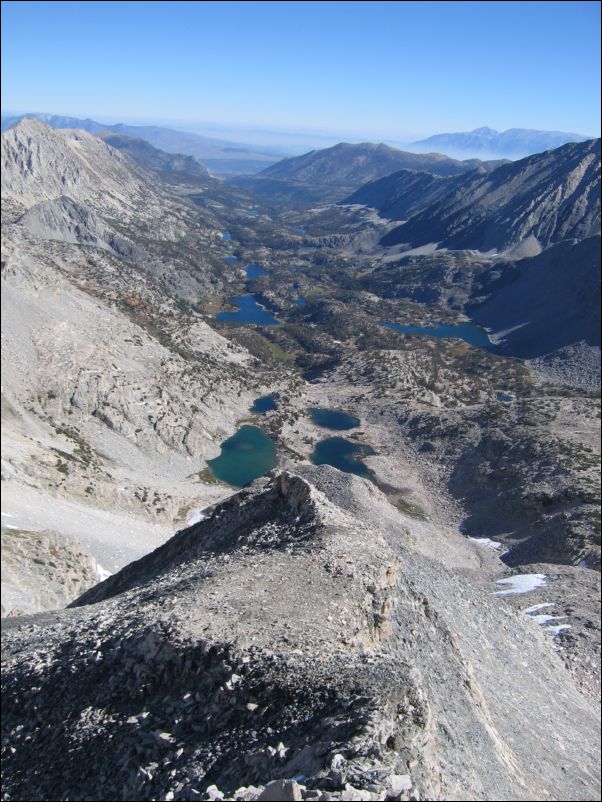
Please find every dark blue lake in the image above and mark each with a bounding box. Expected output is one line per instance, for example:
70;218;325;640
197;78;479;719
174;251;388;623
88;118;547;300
496;392;513;403
310;437;375;480
216;295;279;325
380;320;493;349
308;407;360;430
207;425;277;487
251;394;278;414
245;264;269;280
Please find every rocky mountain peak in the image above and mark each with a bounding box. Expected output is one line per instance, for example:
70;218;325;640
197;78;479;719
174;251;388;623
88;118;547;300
1;117;152;216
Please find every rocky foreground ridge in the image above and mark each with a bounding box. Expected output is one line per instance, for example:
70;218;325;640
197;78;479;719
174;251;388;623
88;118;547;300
2;468;600;801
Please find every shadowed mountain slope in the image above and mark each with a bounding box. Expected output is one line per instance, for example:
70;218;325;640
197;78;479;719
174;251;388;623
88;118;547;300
470;235;601;358
97;131;210;182
381;138;601;252
341;168;468;220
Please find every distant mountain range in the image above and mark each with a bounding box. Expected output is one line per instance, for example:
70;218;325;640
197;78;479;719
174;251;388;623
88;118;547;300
231;142;504;209
258;141;484;182
411;126;590;160
0;113;285;174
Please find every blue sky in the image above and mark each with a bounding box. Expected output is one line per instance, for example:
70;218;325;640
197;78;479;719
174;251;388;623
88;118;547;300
2;1;600;140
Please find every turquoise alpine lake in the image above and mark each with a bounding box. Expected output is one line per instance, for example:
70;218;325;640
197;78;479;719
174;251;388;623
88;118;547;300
216;295;279;325
207;425;277;487
251;394;278;413
308;407;360;430
310;437;375;480
380;319;493;349
245;264;269;279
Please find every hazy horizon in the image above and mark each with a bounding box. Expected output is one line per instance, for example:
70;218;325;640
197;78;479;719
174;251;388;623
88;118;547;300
1;107;597;159
2;1;600;142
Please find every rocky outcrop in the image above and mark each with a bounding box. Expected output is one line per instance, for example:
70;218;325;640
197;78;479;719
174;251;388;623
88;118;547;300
2;468;600;801
17;195;141;258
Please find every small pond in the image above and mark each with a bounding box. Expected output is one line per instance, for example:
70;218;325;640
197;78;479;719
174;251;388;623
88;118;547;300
308;407;360;430
496;392;513;403
216;294;279;325
207;425;277;487
245;264;269;280
380;320;493;349
222;232;232;242
310;437;375;480
251;394;278;414
222;255;239;264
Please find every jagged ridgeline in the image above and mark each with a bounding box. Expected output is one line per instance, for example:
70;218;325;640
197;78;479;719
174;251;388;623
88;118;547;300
1;116;601;802
2;470;601;801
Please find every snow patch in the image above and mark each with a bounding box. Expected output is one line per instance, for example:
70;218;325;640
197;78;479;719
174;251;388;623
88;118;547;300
522;602;555;615
470;536;502;550
545;624;572;637
530;614;566;626
96;564;112;582
494;573;547;595
186;508;209;527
